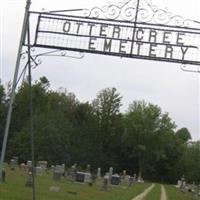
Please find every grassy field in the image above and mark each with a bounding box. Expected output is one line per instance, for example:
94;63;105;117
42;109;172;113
0;166;195;200
0;166;151;200
142;184;161;200
165;184;196;200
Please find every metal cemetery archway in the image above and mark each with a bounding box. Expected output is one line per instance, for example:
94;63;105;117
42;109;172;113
0;0;200;199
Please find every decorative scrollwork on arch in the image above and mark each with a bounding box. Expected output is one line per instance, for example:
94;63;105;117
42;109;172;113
20;49;84;69
81;0;200;27
20;49;42;69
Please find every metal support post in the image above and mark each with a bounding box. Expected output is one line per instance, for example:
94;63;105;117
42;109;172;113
27;12;36;200
0;0;31;182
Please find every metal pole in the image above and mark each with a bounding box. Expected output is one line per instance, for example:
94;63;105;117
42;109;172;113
130;0;140;55
0;0;31;182
27;13;36;200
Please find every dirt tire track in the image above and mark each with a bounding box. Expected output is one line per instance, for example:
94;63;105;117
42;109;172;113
131;184;155;200
161;185;168;200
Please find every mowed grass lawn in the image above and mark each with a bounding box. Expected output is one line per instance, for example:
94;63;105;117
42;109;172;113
142;184;193;200
0;166;194;200
165;185;194;200
0;166;151;200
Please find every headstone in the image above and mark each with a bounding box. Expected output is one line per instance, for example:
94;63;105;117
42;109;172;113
84;173;92;183
192;182;196;193
128;176;134;186
137;176;144;183
68;164;77;181
97;168;101;178
55;165;65;174
133;174;137;183
51;165;55;173
176;180;182;188
53;165;65;181
125;175;130;184
122;170;127;179
192;184;198;199
91;174;96;185
111;174;120;186
25;172;33;187
49;186;60;192
37;161;47;172
10;159;15;170
100;175;109;191
76;172;85;183
62;164;65;172
125;175;134;186
27;161;32;172
86;164;91;173
109;167;113;181
180;175;186;193
20;163;26;171
10;157;18;170
35;166;43;176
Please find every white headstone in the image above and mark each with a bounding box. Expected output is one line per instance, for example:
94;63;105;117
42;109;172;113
27;161;32;167
55;165;65;174
35;166;43;176
176;180;182;188
84;173;92;183
97;168;101;178
37;161;48;171
109;167;113;180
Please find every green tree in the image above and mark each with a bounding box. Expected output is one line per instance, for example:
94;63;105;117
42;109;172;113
123;100;177;182
179;141;200;183
8;82;78;164
176;128;192;143
92;88;123;169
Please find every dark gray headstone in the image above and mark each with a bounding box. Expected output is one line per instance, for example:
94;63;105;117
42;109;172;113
76;172;85;183
111;175;120;186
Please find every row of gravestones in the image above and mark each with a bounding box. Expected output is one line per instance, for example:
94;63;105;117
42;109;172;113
10;157;48;174
9;157;143;185
8;158;143;192
51;164;144;192
6;157;48;186
176;176;200;199
100;168;143;191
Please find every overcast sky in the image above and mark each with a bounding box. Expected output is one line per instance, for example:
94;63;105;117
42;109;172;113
1;0;200;140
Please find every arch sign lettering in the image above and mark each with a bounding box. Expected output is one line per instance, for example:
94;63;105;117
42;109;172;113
32;0;200;66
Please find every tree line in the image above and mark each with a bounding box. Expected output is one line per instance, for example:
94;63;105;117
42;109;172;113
0;77;199;184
